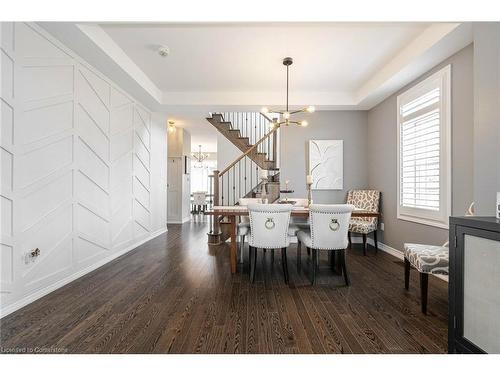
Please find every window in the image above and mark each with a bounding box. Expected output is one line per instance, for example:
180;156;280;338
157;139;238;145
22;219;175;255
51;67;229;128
190;159;217;194
397;65;451;229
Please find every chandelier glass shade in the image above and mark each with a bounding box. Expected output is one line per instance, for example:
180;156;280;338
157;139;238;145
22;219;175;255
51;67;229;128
167;120;176;134
192;145;209;168
261;57;315;128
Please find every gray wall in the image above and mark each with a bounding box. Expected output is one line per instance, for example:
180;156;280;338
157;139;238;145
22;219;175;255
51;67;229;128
473;24;500;215
280;111;369;203
217;132;240;172
367;44;474;251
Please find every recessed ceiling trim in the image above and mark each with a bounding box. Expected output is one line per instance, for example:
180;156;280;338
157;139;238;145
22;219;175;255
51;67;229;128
77;23;163;102
40;22;472;112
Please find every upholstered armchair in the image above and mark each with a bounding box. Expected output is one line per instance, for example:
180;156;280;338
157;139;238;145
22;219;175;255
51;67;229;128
404;243;449;314
346;190;380;256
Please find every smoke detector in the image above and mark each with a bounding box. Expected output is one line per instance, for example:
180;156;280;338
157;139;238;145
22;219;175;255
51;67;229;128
158;46;170;57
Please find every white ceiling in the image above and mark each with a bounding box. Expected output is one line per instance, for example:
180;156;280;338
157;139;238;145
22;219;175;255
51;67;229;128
100;23;428;93
40;22;472;153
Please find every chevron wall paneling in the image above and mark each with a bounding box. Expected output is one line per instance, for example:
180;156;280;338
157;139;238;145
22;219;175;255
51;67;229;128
0;23;167;317
1;22;16;297
133;105;152;238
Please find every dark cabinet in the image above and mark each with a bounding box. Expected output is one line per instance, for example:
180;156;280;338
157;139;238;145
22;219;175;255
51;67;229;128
449;216;500;354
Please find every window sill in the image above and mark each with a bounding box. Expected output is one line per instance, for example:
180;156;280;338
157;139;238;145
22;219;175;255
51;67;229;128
397;214;449;230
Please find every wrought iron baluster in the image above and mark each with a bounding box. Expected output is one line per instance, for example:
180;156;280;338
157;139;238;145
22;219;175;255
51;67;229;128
250;156;253;192
255;164;258;195
221;174;224;205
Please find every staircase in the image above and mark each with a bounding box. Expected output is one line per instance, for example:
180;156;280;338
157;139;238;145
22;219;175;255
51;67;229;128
206;112;281;207
206;113;278;170
243;172;280;201
206;112;281;244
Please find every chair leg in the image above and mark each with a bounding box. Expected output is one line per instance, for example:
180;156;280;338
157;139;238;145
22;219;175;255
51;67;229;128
281;247;289;285
249;246;254;281
330;250;336;271
297;241;302;272
340;249;350;286
404;258;410;290
250;246;257;283
348;232;352;249
238;235;245;264
420;272;428;314
373;230;378;253
311;248;317;285
362;234;367;256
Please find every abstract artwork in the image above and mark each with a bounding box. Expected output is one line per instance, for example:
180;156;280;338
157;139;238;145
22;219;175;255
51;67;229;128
308;140;343;190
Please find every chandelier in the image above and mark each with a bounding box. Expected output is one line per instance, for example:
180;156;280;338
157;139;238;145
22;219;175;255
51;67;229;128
261;57;315;128
167;120;176;134
192;145;209;168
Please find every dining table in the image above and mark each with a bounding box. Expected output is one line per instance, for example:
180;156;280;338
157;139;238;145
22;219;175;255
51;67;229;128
205;206;381;274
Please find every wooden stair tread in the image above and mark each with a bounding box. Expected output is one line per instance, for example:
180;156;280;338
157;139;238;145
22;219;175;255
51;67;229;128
207;113;279;186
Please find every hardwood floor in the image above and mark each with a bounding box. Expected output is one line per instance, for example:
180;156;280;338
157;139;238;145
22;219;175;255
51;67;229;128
0;219;448;354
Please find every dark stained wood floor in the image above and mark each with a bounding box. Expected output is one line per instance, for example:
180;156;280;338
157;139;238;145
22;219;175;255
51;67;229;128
0;219;448;353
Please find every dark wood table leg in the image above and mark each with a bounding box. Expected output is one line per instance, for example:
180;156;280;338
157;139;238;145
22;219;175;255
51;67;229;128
296;241;302;272
229;215;237;274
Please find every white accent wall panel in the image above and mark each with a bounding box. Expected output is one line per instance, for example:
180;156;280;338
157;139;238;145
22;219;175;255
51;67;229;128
0;22;167;317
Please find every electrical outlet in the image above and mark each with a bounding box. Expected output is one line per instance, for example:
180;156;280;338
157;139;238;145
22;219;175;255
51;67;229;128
380;222;385;231
24;248;40;264
497;192;500;219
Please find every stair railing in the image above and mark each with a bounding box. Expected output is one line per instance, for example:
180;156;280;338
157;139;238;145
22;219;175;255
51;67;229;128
221;112;278;164
213;124;279;207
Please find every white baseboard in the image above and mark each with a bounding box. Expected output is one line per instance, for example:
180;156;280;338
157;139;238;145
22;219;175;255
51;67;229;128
167;216;191;224
0;227;168;319
349;236;403;259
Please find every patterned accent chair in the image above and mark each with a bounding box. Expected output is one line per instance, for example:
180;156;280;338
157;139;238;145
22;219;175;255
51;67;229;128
346;190;381;256
404;243;449;314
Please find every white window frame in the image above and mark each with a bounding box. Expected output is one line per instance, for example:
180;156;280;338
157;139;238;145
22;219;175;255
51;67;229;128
397;65;451;229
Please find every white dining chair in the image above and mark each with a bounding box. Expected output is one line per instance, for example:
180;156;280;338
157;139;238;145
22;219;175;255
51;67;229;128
247;203;293;284
237;198;263;263
192;191;207;213
297;204;354;285
287;198;310;237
